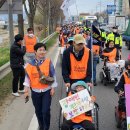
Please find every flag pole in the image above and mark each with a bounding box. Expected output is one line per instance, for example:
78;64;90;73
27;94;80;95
75;0;79;21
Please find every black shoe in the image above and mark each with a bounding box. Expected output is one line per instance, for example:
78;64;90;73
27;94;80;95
94;82;97;86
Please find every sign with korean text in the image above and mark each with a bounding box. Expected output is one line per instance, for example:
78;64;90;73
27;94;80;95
125;84;130;130
59;89;93;120
107;5;116;14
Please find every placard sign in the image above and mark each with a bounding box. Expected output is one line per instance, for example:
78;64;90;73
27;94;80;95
59;89;93;120
125;84;130;130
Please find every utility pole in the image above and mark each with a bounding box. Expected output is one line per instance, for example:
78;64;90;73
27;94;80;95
75;0;79;21
114;0;116;15
48;0;50;36
8;0;14;45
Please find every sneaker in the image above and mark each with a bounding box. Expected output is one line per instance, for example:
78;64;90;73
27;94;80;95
18;90;25;93
12;92;20;97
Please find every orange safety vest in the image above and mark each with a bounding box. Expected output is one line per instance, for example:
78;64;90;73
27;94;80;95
68;92;92;123
61;37;65;47
24;35;37;53
25;59;50;89
123;72;130;84
69;47;89;79
72;113;93;123
93;45;100;55
103;48;117;63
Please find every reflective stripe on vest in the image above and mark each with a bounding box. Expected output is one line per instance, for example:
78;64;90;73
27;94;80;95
93;45;100;55
25;59;50;89
24;35;37;53
123;72;130;84
69;47;89;79
103;48;117;62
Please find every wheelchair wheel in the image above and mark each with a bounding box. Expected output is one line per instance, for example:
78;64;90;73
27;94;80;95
103;78;107;86
121;119;127;130
92;103;99;130
59;107;65;130
99;72;104;83
115;106;121;128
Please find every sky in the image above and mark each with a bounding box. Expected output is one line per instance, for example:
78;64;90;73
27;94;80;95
69;0;115;15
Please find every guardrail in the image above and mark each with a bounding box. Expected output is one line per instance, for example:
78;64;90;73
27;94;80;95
41;32;56;43
0;32;56;80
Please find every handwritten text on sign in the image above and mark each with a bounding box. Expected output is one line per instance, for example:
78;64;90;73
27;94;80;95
59;89;93;120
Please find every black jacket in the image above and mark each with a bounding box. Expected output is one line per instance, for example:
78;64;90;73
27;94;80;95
10;41;26;68
115;72;130;93
62;45;92;84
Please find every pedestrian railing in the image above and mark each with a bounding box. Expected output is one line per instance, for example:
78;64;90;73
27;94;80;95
0;32;56;80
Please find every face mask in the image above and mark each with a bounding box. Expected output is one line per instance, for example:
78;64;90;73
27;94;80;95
28;34;34;38
113;29;117;33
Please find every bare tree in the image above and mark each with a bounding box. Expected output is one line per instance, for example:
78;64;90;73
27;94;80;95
0;0;6;8
37;0;64;35
24;0;39;29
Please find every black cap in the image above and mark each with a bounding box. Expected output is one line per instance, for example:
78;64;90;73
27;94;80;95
15;34;23;42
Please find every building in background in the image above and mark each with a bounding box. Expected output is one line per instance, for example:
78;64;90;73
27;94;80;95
122;0;130;16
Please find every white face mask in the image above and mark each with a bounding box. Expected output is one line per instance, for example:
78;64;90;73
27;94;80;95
113;29;117;33
28;34;34;38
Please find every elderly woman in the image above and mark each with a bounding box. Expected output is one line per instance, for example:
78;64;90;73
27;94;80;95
102;40;119;63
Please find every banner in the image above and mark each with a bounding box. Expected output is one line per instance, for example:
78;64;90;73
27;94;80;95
125;84;130;130
61;0;75;10
59;89;93;120
92;25;103;46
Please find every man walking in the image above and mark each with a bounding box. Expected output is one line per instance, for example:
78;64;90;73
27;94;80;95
10;34;26;96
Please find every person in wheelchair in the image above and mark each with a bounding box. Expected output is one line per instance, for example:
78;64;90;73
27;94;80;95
114;60;130;112
61;81;95;130
101;40;120;81
101;40;119;63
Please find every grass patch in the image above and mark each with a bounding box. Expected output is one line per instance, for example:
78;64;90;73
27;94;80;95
45;33;58;50
0;72;12;106
0;47;10;67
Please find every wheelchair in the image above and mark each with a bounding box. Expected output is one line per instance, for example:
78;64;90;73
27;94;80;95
115;95;127;130
99;57;124;86
59;88;99;130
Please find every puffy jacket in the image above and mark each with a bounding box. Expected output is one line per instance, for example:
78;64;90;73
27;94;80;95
10;41;26;68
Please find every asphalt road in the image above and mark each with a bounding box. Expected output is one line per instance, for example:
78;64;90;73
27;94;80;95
0;42;129;130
